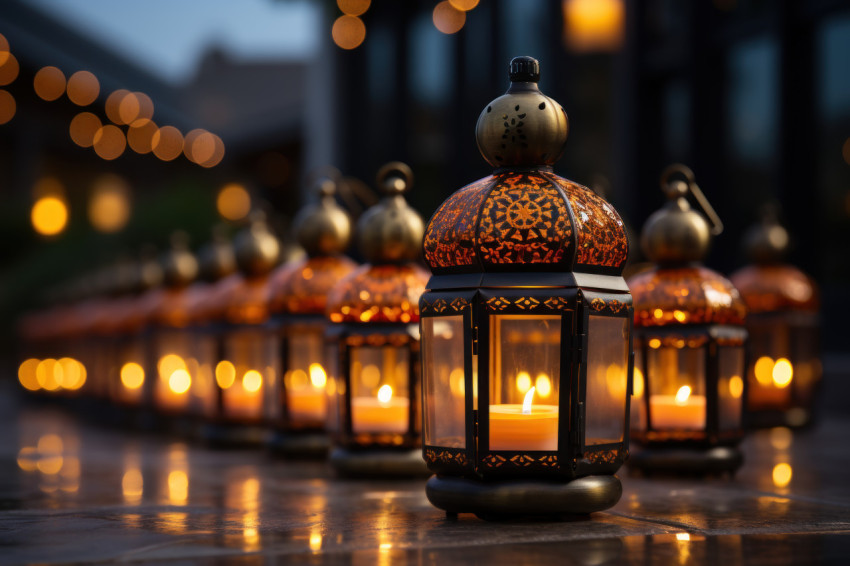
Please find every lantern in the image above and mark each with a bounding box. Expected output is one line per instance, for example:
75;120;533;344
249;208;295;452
202;212;281;445
628;165;747;474
267;177;357;455
326;162;430;477
420;57;632;519
730;211;820;428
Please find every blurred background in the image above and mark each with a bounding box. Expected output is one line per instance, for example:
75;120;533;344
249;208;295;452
0;0;848;362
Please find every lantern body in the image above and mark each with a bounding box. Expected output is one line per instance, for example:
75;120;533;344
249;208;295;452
269;255;357;433
151;288;197;415
420;170;633;482
730;264;820;427
629;267;747;452
327;264;427;453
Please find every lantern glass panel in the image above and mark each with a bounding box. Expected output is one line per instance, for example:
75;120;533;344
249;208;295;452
284;328;328;426
350;345;410;435
488;315;560;452
325;342;340;433
718;346;744;431
192;332;218;417
222;329;278;421
422;316;466;448
790;323;820;405
586;315;630;445
154;330;195;412
631;341;646;431
647;345;706;430
748;323;792;410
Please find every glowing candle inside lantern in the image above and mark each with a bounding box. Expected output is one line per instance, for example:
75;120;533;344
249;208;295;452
287;363;328;423
351;384;409;434
222;369;264;419
649;385;706;429
489;387;559;451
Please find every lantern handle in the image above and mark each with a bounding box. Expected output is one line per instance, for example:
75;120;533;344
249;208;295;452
376;161;414;195
660;163;723;236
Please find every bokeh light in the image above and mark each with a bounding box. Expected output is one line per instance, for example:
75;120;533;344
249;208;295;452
242;370;263;393
66;70;100;106
449;0;479;10
69;112;102;147
93;124;127;160
120;362;145;390
31;197;69;236
332;15;366;50
215;360;237;389
35;358;62;390
119;91;154;126
127;119;158;154
0;33;9;66
151;125;184;161
216;183;251;221
33;66;66;101
58;358;86;390
563;0;625;53
18;358;41;391
105;89;131;124
89;174;132;233
433;1;466;34
0;53;20;86
338;0;370;16
169;369;191;395
0;89;15;124
772;462;793;488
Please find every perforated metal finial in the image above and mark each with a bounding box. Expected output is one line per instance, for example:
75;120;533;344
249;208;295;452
509;56;540;83
234;210;280;276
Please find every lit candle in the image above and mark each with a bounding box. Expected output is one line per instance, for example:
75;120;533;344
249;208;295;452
489;387;559;451
649;386;706;429
288;364;328;423
351;385;409;434
223;370;264;419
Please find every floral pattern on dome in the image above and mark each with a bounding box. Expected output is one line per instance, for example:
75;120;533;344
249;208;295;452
327;263;429;324
629;267;747;327
268;255;358;316
423;176;494;270
476;172;572;266
545;174;628;270
730;264;819;314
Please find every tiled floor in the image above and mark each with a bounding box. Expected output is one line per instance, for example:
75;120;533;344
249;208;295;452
2;391;850;565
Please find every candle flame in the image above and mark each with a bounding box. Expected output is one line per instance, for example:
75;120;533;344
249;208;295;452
675;385;691;404
522;386;535;414
377;384;393;404
309;363;328;388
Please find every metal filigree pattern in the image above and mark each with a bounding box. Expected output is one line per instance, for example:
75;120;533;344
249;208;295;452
477;172;572;266
544;297;571;310
629;267;747;327
485;297;511;311
424;447;469;467
482;453;559;469
423;176;494;269
544;174;628;270
268;255;358;315
583;449;620;465
590;298;606;311
420;296;470;316
327;264;430;324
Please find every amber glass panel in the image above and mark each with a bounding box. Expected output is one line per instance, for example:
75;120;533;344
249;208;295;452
718;346;745;431
325;343;341;433
647;345;706;431
422;316;466;448
350;346;410;434
586;316;629;445
284;328;328;427
746;322;792;411
221;328;278;422
790;322;821;407
192;332;218;418
631;344;646;432
153;329;195;413
488;315;560;451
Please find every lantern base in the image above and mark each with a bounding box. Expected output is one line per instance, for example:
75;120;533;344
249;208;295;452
425;474;622;520
268;430;330;458
200;422;268;448
330;447;431;478
628;445;743;476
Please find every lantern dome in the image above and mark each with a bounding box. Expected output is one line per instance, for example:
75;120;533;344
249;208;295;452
423;58;628;276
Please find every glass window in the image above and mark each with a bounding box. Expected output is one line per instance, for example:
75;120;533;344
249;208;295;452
647;344;706;431
747;322;792;411
422;316;466;448
154;329;195;413
585;315;629;445
284;327;328;426
631;343;646;431
488;315;560;451
192;333;218;418
325;343;341;433
222;329;277;421
350;346;410;435
718;346;744;431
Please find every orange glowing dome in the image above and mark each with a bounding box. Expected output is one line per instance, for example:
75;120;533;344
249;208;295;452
327;263;429;324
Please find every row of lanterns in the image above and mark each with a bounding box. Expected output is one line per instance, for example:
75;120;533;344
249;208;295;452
17;57;820;519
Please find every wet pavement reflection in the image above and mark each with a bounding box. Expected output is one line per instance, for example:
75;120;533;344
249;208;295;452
2;390;850;565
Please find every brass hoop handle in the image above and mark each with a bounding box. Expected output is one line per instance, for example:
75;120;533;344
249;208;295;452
660;163;723;236
376;161;414;195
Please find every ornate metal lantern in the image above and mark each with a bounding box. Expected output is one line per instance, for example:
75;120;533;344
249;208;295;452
150;234;200;422
267;177;357;455
420;57;632;519
628;165;747;474
203;213;282;445
730;211;820;428
326;162;430;477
